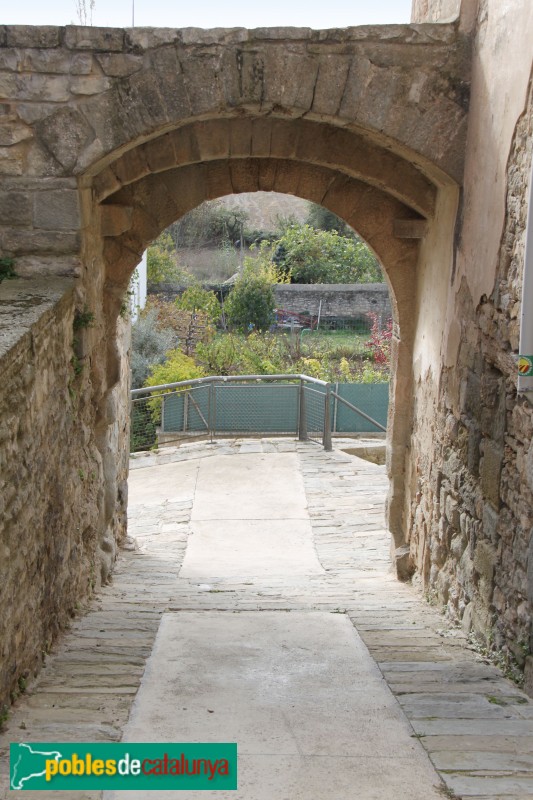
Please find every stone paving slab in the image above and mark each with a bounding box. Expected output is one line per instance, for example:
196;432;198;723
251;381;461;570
104;611;445;800
1;438;533;799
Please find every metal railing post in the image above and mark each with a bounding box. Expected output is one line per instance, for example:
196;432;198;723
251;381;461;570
212;381;217;440
298;377;308;441
208;381;215;442
323;383;332;452
183;391;189;433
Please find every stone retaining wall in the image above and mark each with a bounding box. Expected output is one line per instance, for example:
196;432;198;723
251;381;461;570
0;278;128;709
148;283;392;323
273;283;391;321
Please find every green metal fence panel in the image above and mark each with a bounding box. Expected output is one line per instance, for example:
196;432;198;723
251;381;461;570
334;383;389;432
214;384;299;433
302;383;326;439
162;393;184;431
155;379;389;440
162;385;210;432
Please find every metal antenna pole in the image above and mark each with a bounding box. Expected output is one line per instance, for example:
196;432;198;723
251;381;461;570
132;0;135;26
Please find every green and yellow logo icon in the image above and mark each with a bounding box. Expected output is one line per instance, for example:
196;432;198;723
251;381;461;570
518;356;533;377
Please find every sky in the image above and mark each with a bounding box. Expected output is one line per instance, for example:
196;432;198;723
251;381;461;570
3;0;413;31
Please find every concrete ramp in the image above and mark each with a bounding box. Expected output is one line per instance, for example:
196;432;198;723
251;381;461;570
105;611;444;800
181;453;323;578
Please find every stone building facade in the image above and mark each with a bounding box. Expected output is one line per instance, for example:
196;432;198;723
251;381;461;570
0;0;532;705
408;0;533;689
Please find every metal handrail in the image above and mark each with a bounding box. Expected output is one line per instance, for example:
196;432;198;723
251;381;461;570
130;374;386;451
131;373;328;397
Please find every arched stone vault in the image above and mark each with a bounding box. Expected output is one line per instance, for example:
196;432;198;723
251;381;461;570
85;110;449;568
0;21;471;703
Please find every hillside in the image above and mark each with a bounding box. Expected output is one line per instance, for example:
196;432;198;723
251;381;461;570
209;192;309;232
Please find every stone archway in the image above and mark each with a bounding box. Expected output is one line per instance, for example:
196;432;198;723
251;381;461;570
0;22;469;705
80;111;456;575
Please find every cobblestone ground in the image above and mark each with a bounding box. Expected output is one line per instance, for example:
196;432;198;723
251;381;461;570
1;439;533;799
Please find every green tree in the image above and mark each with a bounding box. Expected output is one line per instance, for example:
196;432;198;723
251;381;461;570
224;260;276;332
144;349;205;388
147;232;188;284
175;285;221;324
305;203;354;237
169;202;250;248
272;224;382;284
144;350;206;424
131;308;176;389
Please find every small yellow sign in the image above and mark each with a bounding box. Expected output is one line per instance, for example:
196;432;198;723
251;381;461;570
518;356;533;377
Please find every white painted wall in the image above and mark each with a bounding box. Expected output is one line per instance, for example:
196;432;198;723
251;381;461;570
130;251;147;322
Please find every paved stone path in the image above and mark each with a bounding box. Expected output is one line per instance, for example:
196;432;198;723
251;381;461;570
1;438;533;799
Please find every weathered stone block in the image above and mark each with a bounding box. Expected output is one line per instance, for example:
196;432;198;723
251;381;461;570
0;145;24;175
64;26;125;52
394;544;416;581
525;442;533;494
35;107;94;172
482;502;499;544
480;438;503;508
143;133;177;174
101;205;133;237
125;27;180;51
93;167;122;202
393;219;428;239
230;159;259;194
228;118;253;158
525;656;533;699
5;25;60;48
264;50;318;112
0;192;31;225
33;190;80;231
96;53;143;77
309;54;351;116
527;529;533;604
0;122;33;147
69;75;111;95
2;229;80;255
205;161;233;200
466;421;481;476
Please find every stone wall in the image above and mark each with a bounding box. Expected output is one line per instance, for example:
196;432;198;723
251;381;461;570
149;283;392;323
406;0;533;690
0;277;129;709
273;284;391;322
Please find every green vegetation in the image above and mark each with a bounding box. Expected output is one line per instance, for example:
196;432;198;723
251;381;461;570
147;232;190;284
175;285;221;324
0;257;17;283
137;351;205;449
224;260;277;332
131;308;176;390
195;329;389;383
144;349;205;390
132;299;391;393
73;307;95;330
146;199;383;286
272;224;382;284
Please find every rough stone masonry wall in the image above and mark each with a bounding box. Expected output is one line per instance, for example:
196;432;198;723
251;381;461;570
272;284;392;321
0;277;127;709
150;283;392;323
406;19;533;687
